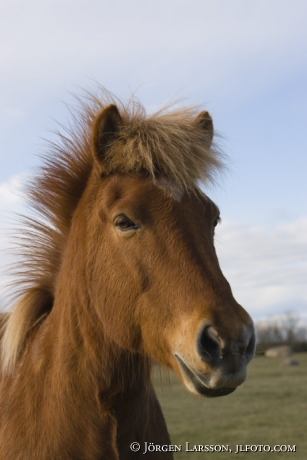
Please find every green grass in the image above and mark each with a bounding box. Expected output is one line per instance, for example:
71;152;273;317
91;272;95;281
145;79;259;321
153;353;307;459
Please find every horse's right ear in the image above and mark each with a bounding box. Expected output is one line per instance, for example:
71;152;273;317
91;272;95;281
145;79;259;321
91;104;123;164
194;110;214;147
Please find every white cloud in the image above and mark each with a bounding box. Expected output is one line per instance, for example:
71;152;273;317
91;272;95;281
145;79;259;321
215;218;307;320
0;174;26;206
1;0;306;105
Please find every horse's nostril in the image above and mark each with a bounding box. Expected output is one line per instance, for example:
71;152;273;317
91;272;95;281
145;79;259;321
245;327;256;361
197;323;256;365
197;325;221;364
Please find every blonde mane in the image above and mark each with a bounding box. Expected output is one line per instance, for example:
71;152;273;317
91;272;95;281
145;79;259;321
1;90;223;372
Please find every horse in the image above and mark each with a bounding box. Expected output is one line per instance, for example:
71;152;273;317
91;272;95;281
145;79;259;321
0;92;255;459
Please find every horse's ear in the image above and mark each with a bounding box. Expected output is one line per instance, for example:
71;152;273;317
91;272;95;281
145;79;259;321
92;104;123;164
194;110;214;146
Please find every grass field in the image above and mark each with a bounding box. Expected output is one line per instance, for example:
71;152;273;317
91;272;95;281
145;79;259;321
154;353;307;459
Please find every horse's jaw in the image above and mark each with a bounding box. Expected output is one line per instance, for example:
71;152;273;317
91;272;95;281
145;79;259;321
174;353;248;398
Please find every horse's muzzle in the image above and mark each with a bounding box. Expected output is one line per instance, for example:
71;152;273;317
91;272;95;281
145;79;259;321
174;321;256;397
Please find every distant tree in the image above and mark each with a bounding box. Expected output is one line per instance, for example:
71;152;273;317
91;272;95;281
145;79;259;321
256;312;307;353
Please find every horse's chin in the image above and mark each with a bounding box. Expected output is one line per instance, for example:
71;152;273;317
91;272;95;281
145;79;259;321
175;354;237;398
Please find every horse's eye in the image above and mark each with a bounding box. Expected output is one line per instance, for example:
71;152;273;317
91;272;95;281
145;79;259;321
115;214;139;232
213;217;221;228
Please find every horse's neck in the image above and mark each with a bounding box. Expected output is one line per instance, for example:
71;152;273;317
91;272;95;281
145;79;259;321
0;266;172;458
15;296;156;454
47;291;151;400
47;289;172;455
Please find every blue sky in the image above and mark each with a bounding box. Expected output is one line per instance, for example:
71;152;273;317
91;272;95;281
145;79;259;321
0;0;306;321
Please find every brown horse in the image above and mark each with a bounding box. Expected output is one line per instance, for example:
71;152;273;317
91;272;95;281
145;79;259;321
0;92;255;459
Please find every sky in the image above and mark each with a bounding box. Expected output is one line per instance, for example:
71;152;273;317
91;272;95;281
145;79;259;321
0;0;306;322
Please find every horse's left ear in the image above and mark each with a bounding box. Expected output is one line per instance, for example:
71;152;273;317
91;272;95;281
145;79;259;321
194;111;214;147
92;104;123;164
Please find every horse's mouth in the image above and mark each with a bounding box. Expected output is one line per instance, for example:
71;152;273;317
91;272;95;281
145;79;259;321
175;354;236;398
